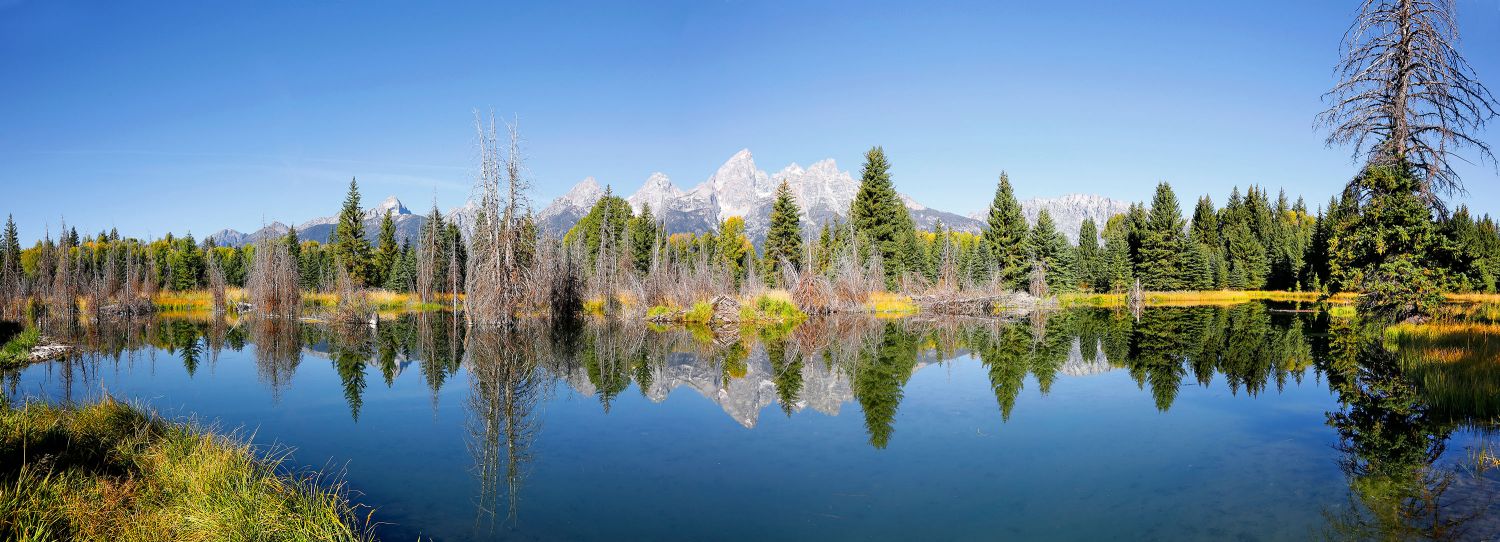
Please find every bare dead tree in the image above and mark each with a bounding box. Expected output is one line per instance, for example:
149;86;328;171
466;112;535;327
1319;0;1497;204
206;250;228;315
247;234;300;317
416;202;443;304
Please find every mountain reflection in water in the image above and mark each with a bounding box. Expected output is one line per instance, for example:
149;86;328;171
6;302;1497;541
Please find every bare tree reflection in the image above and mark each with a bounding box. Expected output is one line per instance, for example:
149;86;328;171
465;322;551;532
248;316;303;402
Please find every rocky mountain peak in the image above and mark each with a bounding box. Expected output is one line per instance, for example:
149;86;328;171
365;196;411;219
627;172;683;214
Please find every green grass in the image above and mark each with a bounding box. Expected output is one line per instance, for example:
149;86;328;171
0;329;40;370
0;397;372;541
683;302;714;324
739;295;807;325
646;305;678;319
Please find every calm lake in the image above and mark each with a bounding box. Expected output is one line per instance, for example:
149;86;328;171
6;303;1498;541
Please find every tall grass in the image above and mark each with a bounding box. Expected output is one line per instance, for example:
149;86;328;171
0;397;372;541
1385;320;1500;424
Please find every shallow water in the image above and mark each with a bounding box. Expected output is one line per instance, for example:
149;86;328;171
5;303;1498;541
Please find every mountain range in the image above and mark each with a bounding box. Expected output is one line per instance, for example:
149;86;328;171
209;149;1131;247
537;149;1132;244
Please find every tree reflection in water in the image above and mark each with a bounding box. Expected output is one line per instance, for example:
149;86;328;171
1319;318;1497;540
8;301;1499;538
465;322;550;533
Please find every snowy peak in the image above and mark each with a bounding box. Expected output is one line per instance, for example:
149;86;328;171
627;172;683;214
537;177;608;232
561;177;605;206
704;149;772;221
364;196;411;219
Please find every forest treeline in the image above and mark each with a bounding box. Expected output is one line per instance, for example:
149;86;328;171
2;144;1499;323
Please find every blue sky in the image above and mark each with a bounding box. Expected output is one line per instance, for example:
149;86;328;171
2;0;1498;242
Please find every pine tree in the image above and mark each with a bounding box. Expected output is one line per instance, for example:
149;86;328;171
1182;241;1214;290
564;188;632;264
385;242;418;292
1;215;19;299
1190;196;1220;248
1223;221;1266;290
629;204;658;273
284;226;300;260
372;210;399;287
1030;209;1074;292
983;172;1030;288
331;178;372;285
1101;215;1134;292
1332;164;1445;319
1136;182;1187;290
1074;218;1101;292
849;147;915;284
763;180;804;283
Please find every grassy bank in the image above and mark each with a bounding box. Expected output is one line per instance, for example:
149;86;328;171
1057;290;1358;308
0;397;371;541
156;288;449;314
0;329;40;370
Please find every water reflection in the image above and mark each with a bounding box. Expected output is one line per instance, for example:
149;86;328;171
1319;318;1499;539
8;302;1498;538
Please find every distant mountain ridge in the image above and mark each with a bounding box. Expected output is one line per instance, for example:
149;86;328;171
209;150;1132;248
209;196;439;247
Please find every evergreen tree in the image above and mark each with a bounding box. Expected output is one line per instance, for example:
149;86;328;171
385;242;418;292
563;188;632;264
372;209;399;287
331;178;372;285
1074;218;1101;292
1;215;19;288
1331;164;1445;319
1183;241;1215;290
1223;221;1266;289
1190;196;1220;248
763;180;804;283
1029;209;1074;292
849;147;916;284
983;172;1030;287
1136;182;1187;290
169;233;205;290
1101;214;1134;292
284;226;300;260
628;204;658;273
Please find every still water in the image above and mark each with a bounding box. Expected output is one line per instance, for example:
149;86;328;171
6;303;1498;540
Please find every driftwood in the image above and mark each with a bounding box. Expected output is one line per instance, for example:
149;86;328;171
26;335;72;362
708;295;740;323
910;291;1040;317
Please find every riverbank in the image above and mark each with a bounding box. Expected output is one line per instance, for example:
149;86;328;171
0;396;372;541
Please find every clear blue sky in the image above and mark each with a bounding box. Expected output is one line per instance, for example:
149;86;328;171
2;0;1497;242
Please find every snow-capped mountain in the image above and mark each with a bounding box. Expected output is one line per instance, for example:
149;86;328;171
536;176;605;234
1021;194;1132;242
208;154;1132;250
535;149;987;244
966;194;1132;243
